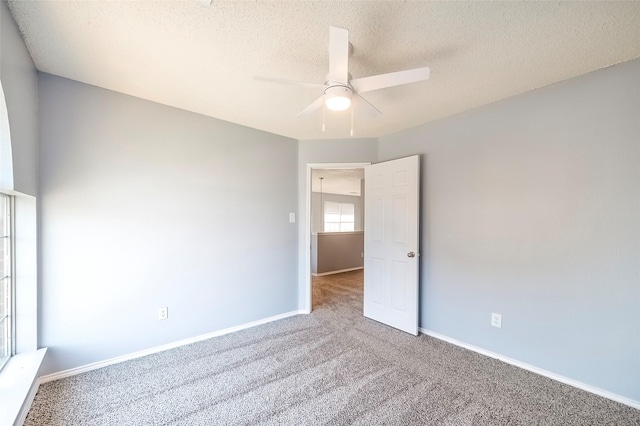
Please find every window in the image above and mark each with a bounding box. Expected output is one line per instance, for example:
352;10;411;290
324;201;355;232
0;193;12;371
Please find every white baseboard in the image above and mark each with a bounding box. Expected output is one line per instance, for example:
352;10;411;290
419;328;640;410
40;310;303;384
312;266;363;277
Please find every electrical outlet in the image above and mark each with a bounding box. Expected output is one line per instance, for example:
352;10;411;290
491;313;502;328
361;252;364;258
158;307;168;320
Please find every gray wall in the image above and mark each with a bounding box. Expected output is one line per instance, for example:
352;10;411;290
0;1;38;196
297;138;377;309
38;74;298;375
378;59;640;401
311;192;363;234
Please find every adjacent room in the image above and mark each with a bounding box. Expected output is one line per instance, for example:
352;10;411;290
1;1;639;425
310;167;365;278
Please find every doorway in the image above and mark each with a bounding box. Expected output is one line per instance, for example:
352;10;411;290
303;162;370;313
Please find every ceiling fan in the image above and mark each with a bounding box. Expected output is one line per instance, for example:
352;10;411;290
255;26;430;131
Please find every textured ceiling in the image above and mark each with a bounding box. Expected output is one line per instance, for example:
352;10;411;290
311;168;364;196
7;1;640;140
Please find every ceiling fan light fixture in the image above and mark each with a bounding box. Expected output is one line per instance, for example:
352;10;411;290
325;86;352;111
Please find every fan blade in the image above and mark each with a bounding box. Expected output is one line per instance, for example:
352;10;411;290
353;93;381;118
296;95;325;117
328;26;349;84
254;76;324;89
351;67;430;93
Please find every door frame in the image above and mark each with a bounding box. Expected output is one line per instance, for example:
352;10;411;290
302;162;371;314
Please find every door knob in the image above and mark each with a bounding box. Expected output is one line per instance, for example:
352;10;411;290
407;251;416;258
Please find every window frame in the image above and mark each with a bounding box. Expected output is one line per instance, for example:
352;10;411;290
323;201;355;233
0;193;13;372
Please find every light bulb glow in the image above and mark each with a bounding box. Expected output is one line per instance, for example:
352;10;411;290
325;96;351;111
324;86;353;111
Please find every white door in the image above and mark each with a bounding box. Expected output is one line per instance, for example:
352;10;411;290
364;155;420;335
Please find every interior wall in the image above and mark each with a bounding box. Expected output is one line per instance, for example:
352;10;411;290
38;74;299;375
312;232;364;275
1;81;14;191
297;139;377;309
378;58;640;402
0;1;38;196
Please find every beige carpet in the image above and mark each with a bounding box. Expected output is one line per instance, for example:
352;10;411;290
25;270;640;425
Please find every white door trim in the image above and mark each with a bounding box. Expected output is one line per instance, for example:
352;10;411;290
303;162;371;314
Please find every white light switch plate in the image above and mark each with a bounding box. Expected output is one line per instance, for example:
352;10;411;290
289;212;295;223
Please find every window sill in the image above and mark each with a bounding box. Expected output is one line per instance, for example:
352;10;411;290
0;348;47;426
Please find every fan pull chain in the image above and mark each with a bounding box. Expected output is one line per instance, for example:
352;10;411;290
322;101;326;132
350;106;354;137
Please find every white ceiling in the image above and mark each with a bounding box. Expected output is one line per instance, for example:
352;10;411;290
7;1;640;140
